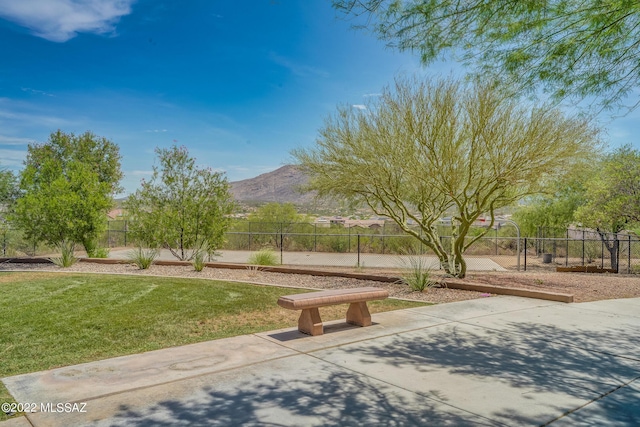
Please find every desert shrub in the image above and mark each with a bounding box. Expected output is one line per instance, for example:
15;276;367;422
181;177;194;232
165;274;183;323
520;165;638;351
397;255;438;292
247;249;279;266
193;251;206;272
50;240;78;268
381;235;421;255
584;241;601;263
92;247;110;258
127;247;158;269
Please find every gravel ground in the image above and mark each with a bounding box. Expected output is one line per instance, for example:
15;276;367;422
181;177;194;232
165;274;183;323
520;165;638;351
2;261;639;303
457;271;640;302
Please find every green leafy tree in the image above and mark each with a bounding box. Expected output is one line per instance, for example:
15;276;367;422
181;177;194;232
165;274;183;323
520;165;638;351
513;166;595;237
575;145;640;269
293;77;599;278
13;130;122;255
335;0;640;110
0;170;19;224
126;145;235;261
0;168;17;254
249;202;303;225
0;168;18;207
247;202;306;248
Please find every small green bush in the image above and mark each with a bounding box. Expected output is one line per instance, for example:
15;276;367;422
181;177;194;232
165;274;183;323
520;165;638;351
247;249;279;266
93;247;110;258
50;241;78;268
127;247;158;269
397;255;437;292
193;251;206;272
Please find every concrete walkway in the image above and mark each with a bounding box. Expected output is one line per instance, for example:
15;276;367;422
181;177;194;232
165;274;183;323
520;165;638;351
3;296;639;426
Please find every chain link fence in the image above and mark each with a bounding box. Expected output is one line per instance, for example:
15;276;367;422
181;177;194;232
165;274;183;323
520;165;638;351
522;234;640;274
3;221;640;274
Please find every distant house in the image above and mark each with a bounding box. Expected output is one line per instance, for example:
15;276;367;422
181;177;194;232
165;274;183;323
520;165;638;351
344;219;385;229
314;216;386;229
330;217;346;226
107;209;125;220
314;217;331;227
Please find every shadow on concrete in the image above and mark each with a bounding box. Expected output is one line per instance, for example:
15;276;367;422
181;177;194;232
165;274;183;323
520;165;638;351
106;321;640;426
267;321;379;342
348;322;640;425
108;369;498;426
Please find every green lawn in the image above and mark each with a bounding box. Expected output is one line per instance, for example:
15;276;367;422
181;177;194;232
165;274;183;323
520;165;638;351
0;272;427;420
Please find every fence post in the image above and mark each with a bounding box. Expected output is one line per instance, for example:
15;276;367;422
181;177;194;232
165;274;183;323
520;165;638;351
629;235;632;274
524;238;527;271
582;230;585;266
615;236;620;273
357;234;361;267
565;229;569;267
124;220;127;247
280;233;284;265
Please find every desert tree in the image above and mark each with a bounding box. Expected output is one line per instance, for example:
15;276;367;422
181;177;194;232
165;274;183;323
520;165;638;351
334;0;640;111
0;168;18;208
13;130;122;255
126;145;235;261
293;77;600;277
513;164;596;238
575;145;640;270
247;202;307;248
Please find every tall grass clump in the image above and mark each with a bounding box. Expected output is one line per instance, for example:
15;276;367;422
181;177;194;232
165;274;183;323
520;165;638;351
50;240;78;268
247;249;279;266
397;255;437;292
127;247;158;270
193;251;206;272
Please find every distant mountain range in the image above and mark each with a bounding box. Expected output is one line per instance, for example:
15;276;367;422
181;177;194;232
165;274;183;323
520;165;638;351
229;165;315;205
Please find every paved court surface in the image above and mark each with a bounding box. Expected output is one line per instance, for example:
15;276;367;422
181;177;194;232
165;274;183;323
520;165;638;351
3;296;639;426
109;249;507;271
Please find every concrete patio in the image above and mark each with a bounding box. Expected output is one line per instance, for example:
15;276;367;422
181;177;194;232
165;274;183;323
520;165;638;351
3;296;639;426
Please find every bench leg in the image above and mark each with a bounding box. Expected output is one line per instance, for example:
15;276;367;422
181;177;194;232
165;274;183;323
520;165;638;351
298;308;323;336
346;302;372;327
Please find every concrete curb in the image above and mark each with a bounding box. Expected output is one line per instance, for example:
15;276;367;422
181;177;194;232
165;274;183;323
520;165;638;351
445;280;574;303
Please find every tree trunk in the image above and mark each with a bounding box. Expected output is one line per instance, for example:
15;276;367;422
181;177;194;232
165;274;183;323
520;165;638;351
597;230;619;272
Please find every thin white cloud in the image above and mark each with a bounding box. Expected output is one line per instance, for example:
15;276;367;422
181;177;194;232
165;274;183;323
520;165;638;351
0;108;72;127
0;0;135;42
21;87;55;97
363;93;382;98
352;104;367;110
145;129;168;133
0;135;34;145
269;52;330;78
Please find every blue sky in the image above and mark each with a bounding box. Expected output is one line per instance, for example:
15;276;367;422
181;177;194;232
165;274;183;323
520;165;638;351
0;0;638;196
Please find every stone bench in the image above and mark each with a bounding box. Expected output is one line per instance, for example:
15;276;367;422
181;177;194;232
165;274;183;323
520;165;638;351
277;287;389;336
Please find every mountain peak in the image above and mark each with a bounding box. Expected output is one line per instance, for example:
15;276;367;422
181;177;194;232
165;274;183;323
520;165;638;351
229;165;314;205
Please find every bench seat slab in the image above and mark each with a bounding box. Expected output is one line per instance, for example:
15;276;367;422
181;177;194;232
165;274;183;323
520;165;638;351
298;307;323;336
